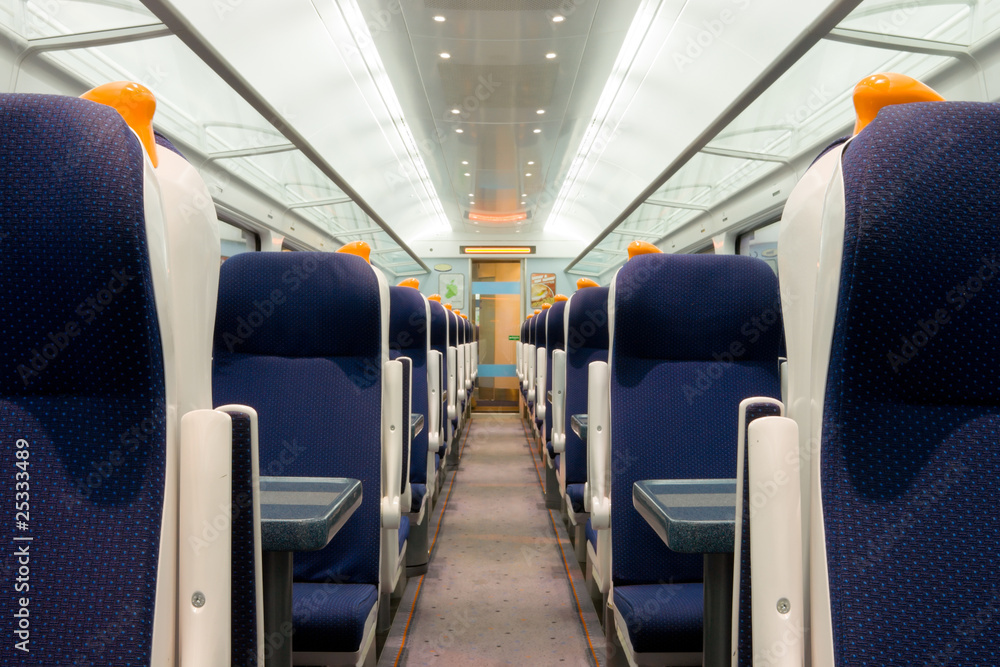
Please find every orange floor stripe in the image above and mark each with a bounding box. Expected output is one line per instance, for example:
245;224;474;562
392;420;473;667
520;416;600;666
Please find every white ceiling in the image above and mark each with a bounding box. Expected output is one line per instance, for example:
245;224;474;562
148;0;855;251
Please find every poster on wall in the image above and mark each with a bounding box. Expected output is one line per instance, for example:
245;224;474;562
530;273;556;308
439;273;465;311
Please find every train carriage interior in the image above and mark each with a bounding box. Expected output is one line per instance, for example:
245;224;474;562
1;0;999;665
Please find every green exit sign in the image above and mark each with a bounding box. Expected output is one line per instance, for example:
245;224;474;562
509;335;520;341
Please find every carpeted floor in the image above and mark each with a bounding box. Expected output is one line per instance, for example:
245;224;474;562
380;414;603;666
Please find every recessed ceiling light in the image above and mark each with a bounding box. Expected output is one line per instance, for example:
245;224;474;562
440;52;451;59
533;129;542;134
536;109;545;115
526;173;533;177
461;160;469;165
433;15;446;22
527;161;535;165
455;128;464;133
464;172;471;176
546;52;557;59
451;108;461;114
552;14;565;22
521;201;526;205
522;193;527;196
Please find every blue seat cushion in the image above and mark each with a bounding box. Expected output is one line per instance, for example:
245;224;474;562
410;483;426;513
399;515;410;553
292;583;377;653
546;441;555;459
566;484;586;514
586;518;597;549
613;584;703;654
553;454;560;471
434;453;441;471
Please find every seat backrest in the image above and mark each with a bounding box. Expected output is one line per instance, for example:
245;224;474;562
609;254;782;587
0;93;174;665
390;287;430;486
809;102;1000;665
429;300;448;441
213;252;387;587
544;301;567;443
564;287;609;485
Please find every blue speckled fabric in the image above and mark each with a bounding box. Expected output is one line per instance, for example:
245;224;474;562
391;288;428;490
809;136;849;169
153;130;184;158
543;301;566;445
821;102;1000;665
396;356;412;495
411;483;426;512
429;300;448;438
399;515;409;554
213;252;383;586
0;93;166;665
564;287;609;488
613;584;703;653
736;401;782;667
225;410;260;666
611;254;781;588
586;518;597;549
566;484;586;514
292;583;377;653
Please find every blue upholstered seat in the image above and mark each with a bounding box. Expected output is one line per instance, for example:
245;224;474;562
585;518;597;549
411;483;427;512
399;516;410;553
292;583;378;653
564;287;609;496
805;102;1000;665
566;484;586;514
429;299;448;459
543;300;566;449
0;93;173;665
613;584;704;654
609;254;782;660
213;251;389;657
390;286;430;496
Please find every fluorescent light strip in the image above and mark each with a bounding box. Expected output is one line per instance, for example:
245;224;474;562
547;0;671;228
462;246;534;254
335;0;450;234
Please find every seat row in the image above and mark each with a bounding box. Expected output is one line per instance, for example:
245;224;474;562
516;74;999;666
0;86;479;665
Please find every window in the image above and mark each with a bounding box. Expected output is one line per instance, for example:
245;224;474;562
737;220;780;275
220;219;257;261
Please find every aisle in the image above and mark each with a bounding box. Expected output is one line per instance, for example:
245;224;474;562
381;414;603;666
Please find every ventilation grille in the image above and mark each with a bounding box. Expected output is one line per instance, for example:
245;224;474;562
425;0;566;11
438;63;558;109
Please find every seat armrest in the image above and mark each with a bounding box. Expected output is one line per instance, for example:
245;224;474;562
426;350;442;498
587;361;610;529
535;347;547;423
179;408;235;666
551;351;567;453
526;344;536;403
516;341;523;383
447;347;457;421
734;400;803;667
382;360;403;531
457;346;467;403
398;356;413;513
